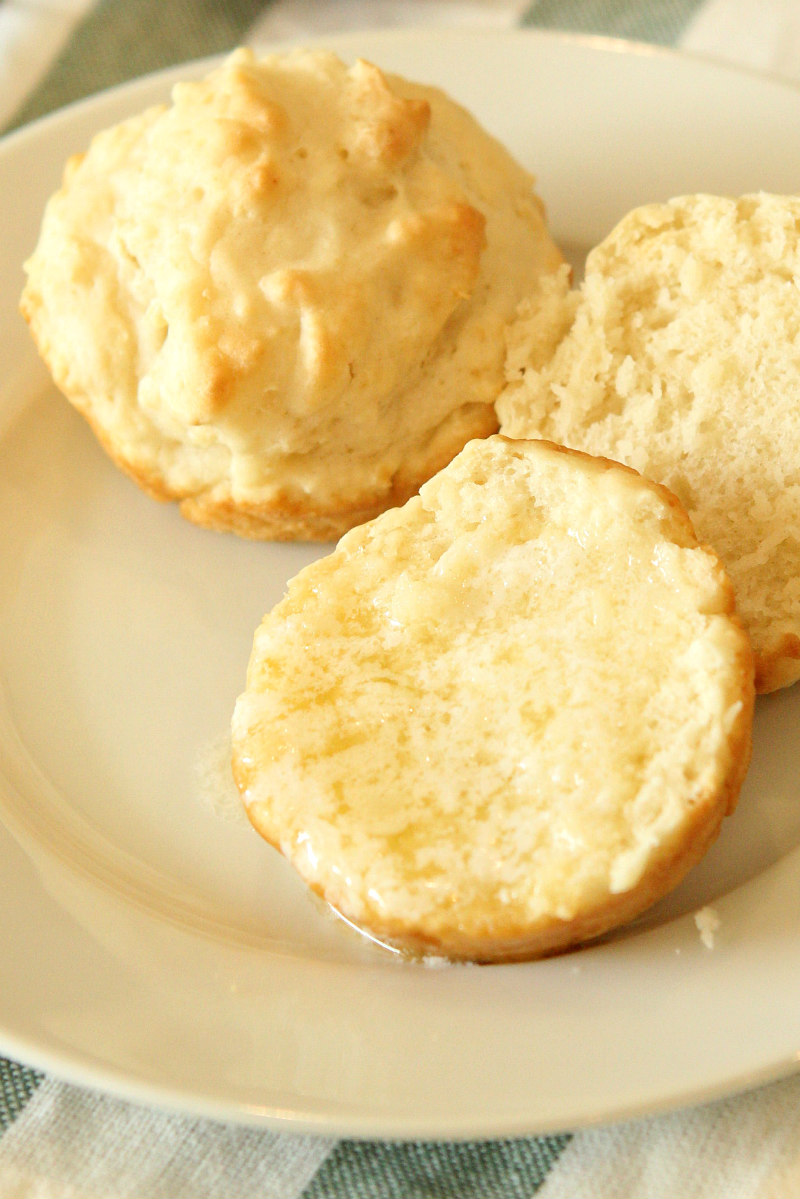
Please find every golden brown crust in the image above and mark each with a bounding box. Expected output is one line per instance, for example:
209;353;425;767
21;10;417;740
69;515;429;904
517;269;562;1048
754;632;800;694
22;47;561;542
79;383;499;541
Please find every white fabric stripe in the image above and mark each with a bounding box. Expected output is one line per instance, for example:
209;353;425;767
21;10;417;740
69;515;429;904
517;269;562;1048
680;0;800;78
247;0;528;45
0;0;93;129
0;1077;334;1199
535;1073;800;1199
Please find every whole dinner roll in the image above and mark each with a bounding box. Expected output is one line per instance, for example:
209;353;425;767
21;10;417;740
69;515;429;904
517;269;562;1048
21;47;562;540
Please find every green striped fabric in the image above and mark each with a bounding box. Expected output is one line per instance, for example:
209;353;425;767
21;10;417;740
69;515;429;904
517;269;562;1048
302;1135;573;1198
0;1060;42;1134
523;0;702;43
6;0;273;132
4;0;706;134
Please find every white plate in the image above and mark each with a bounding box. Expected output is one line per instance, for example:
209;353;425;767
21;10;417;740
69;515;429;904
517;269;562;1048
2;28;800;1140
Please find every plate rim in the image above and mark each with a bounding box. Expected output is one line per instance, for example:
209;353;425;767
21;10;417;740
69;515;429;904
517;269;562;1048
5;23;800;157
3;25;800;1140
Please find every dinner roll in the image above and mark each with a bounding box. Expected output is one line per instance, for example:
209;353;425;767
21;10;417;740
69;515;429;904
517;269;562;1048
21;47;562;541
231;435;753;962
498;193;800;691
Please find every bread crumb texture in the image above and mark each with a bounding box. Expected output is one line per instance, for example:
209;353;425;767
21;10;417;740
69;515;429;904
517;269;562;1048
231;436;753;961
498;194;800;692
21;48;562;540
694;904;721;950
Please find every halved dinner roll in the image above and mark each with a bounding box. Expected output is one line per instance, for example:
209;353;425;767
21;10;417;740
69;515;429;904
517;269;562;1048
498;193;800;691
21;47;562;541
231;436;753;961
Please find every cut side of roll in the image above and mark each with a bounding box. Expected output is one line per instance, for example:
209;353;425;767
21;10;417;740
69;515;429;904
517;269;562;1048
231;436;754;961
498;193;800;692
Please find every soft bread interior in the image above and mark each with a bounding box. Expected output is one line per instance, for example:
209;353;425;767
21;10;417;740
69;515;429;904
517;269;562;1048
499;194;800;692
232;436;753;961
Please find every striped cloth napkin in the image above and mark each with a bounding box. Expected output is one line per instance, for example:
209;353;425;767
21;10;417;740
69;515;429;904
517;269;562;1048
3;1;800;1196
